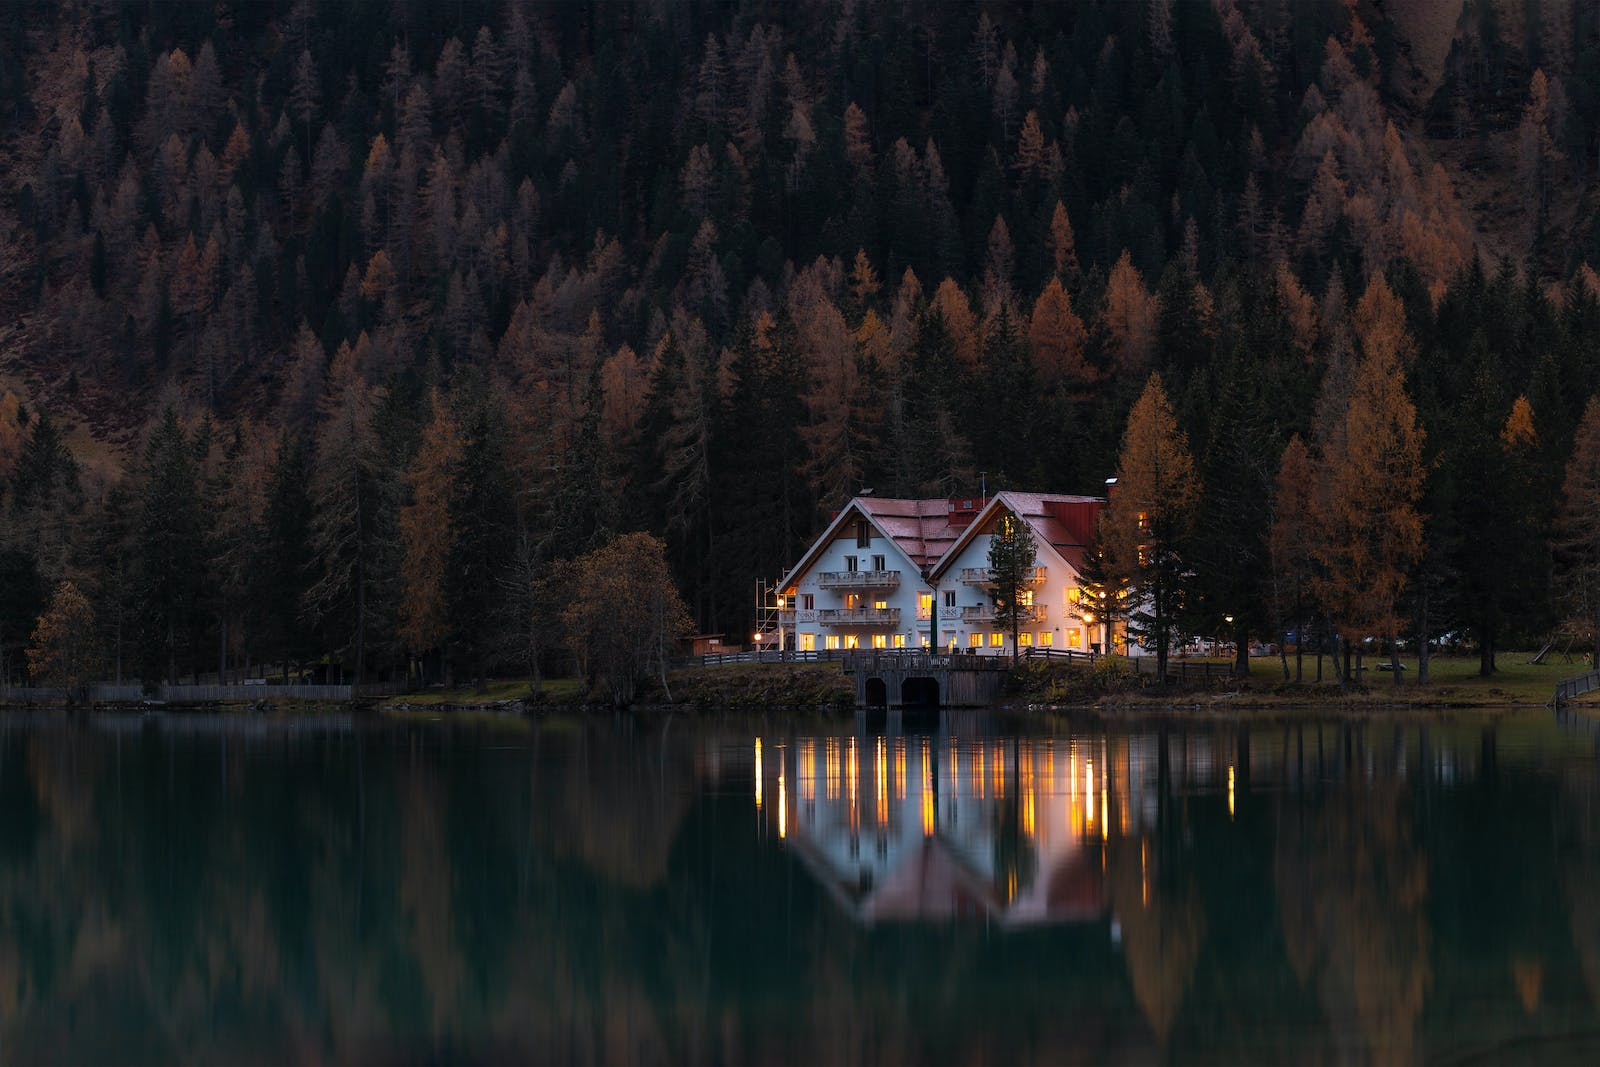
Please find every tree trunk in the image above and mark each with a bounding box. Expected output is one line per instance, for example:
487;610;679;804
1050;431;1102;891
1479;629;1496;676
1390;635;1402;686
1418;583;1430;685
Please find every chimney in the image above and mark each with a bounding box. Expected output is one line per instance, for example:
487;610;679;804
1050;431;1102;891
1104;477;1117;503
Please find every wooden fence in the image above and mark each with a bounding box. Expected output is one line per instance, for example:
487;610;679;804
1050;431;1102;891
1553;669;1600;705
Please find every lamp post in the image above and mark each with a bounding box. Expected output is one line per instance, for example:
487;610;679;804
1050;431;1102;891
777;595;787;654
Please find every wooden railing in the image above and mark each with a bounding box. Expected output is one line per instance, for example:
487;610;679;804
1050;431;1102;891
671;649;851;668
816;570;901;589
959;566;1047;585
1553;669;1600;705
1022;648;1100;666
816;607;902;626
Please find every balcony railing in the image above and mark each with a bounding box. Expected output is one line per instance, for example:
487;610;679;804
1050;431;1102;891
961;604;1045;624
816;607;902;626
817;570;902;589
959;566;1047;585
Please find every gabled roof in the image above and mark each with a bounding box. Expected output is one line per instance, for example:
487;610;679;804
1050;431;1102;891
778;496;969;592
927;491;1104;580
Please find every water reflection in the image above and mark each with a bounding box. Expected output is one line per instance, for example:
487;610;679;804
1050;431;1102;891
0;709;1596;1063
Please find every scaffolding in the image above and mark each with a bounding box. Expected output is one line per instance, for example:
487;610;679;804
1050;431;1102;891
753;578;787;651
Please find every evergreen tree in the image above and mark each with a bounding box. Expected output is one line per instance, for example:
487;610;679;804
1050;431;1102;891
987;511;1038;662
134;408;204;686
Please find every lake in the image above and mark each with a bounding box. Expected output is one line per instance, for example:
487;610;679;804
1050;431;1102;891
1;707;1598;1063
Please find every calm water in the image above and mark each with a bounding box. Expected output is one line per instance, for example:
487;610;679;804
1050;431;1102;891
2;708;1599;1064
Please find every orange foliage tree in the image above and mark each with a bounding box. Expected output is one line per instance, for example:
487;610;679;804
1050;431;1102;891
399;392;464;670
27;580;98;701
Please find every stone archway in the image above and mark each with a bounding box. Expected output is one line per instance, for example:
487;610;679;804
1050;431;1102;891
865;677;888;708
901;676;941;710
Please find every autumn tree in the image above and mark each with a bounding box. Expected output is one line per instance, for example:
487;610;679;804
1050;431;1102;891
1313;330;1426;684
399;391;463;677
1103;373;1200;680
27;580;97;701
557;533;693;705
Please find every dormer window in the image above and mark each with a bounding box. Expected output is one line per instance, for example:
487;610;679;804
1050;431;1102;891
856;520;871;548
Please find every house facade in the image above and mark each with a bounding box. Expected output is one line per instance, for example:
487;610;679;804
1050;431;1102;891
778;490;1113;656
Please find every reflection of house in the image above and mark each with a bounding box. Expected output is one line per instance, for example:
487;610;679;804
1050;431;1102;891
759;733;1159;927
778;491;1112;657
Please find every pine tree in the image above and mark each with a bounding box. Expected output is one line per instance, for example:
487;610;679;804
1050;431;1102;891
399;390;462;670
134;408;204;686
1555;395;1600;667
446;386;516;690
988;511;1038;662
258;430;315;681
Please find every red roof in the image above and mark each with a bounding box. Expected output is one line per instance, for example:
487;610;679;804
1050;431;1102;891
780;491;1106;593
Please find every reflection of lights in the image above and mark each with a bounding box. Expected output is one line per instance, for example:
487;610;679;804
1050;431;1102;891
800;739;815;801
973;745;984;800
778;771;787;839
1086;761;1095;827
1101;787;1108;840
895;739;906;800
1228;764;1235;819
876;737;888;827
1141;839;1148;907
755;738;763;810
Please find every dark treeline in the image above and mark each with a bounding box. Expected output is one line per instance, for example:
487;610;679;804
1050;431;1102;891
2;0;1600;686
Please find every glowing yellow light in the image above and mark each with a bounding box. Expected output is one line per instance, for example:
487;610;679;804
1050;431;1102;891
876;737;888;827
800;739;815;801
777;597;786;608
895;739;906;801
1085;761;1095;826
1101;788;1108;840
1084;613;1095;624
1228;764;1236;819
755;738;763;810
778;772;787;839
993;745;1005;799
1141;839;1149;907
973;746;985;800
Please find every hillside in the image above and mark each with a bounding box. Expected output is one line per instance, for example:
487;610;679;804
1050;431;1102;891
1;0;1600;684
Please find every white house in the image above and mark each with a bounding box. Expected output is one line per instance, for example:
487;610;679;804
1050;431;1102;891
777;491;1110;656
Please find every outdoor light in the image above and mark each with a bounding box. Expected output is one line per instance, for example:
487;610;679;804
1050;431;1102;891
777;596;785;608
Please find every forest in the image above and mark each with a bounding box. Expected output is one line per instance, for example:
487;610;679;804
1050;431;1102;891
3;0;1600;687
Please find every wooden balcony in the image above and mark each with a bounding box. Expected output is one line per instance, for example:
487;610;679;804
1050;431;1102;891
961;604;1045;624
958;566;1047;586
817;570;902;590
816;607;902;626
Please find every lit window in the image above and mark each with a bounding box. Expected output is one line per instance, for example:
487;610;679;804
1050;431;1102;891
1039;632;1053;646
1019;589;1034;607
893;634;907;648
825;635;840;650
871;634;887;649
969;633;983;648
799;633;815;652
918;593;933;617
989;632;1004;647
874;599;887;610
1067;588;1081;603
846;593;861;609
1068;630;1081;648
845;635;860;649
1018;632;1033;647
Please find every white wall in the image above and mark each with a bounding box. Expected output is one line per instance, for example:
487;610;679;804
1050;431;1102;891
790;522;935;652
934;524;1090;655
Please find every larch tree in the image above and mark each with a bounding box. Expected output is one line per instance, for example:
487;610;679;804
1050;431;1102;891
1028;277;1091;385
558;532;692;705
988;511;1038;662
1313;332;1426;684
1103;373;1200;681
1103;251;1157;378
1048;201;1079;280
27;580;97;701
399;391;463;676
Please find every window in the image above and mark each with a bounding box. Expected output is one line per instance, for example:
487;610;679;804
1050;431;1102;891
844;555;858;572
874;599;887;610
856;521;871;548
1018;632;1033;647
1018;589;1034;607
871;634;887;649
845;634;860;649
1068;630;1081;648
845;593;861;610
1067;587;1081;603
989;632;1004;647
1039;632;1053;646
799;633;815;652
944;590;956;608
872;554;886;571
968;633;983;648
893;634;907;648
825;635;840;650
918;593;933;618
802;594;814;610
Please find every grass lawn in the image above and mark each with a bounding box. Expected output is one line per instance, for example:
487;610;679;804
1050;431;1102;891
1243;649;1589;705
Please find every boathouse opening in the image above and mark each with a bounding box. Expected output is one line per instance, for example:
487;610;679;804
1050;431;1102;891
901;677;941;710
865;677;888;708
